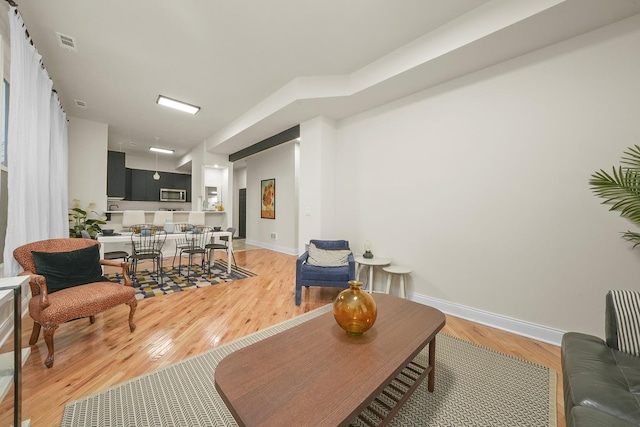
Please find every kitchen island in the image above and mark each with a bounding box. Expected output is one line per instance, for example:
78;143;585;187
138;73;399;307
104;210;226;230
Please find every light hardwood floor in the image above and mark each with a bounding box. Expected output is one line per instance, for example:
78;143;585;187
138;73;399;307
0;245;564;426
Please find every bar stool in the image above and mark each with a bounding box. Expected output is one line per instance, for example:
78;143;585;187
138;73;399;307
383;265;411;298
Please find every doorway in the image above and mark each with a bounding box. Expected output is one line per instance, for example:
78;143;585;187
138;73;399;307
238;188;246;238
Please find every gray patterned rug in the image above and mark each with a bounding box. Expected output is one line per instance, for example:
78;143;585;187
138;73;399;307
61;305;557;427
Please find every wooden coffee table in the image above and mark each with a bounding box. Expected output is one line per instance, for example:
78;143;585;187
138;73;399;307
215;294;445;426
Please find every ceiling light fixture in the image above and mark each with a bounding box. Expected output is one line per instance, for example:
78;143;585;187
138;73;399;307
153;153;160;181
153;137;161;180
149;147;174;154
156;95;200;115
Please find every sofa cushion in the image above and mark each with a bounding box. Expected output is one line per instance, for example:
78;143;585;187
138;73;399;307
570;406;637;427
32;245;107;294
562;332;640;425
306;242;351;267
299;263;351;282
607;290;640;356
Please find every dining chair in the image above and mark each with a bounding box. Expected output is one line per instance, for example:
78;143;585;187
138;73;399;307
172;223;194;268
129;225;167;285
206;227;237;270
178;226;214;278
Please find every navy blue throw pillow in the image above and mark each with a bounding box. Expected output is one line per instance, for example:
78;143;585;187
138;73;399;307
32;245;107;293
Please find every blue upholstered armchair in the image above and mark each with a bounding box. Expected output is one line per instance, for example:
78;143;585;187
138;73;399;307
295;239;356;306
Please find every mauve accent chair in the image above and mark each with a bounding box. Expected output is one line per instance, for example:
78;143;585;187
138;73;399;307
13;238;137;368
295;239;356;306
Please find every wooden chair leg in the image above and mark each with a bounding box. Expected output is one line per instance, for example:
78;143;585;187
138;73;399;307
127;298;137;332
89;315;96;324
29;322;41;345
43;323;59;368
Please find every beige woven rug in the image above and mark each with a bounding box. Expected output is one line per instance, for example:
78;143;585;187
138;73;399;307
61;305;557;427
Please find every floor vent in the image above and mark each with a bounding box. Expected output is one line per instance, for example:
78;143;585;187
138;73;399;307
55;31;78;52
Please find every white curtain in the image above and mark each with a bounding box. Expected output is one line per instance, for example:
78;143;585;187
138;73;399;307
2;8;68;277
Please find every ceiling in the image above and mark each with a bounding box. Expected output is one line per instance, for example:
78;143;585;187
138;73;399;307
12;0;640;162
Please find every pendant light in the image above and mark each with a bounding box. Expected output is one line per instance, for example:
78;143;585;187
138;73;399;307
153;137;160;180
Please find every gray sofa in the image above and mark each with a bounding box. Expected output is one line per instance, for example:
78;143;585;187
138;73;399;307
561;291;640;426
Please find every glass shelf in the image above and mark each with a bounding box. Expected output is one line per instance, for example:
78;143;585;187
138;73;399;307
0;276;30;427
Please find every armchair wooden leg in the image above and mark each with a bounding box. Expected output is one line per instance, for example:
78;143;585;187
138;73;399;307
89;315;96;324
43;323;59;368
127;298;137;332
29;322;41;345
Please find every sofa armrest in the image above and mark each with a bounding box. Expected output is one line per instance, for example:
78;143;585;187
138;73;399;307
605;291;619;350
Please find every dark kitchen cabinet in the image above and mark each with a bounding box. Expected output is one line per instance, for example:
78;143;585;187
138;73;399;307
146;172;161;201
125;168;132;200
130;169;147;201
107;151;126;198
186;175;192;202
173;174;187;199
127;169;191;201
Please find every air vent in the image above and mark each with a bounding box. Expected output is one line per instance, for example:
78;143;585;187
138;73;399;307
74;99;87;109
55;31;78;52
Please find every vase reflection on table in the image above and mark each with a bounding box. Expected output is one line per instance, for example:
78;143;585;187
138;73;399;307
333;280;377;336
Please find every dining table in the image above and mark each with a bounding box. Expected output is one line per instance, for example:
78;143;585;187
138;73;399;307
96;230;234;274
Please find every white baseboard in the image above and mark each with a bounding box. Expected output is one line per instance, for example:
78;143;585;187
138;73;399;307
410;292;564;347
244;239;298;255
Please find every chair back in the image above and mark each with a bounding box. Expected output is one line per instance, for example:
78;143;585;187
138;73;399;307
14;238;101;294
187;211;206;226
172;223;194;245
184;226;214;252
153;211;173;227
130;226;167;258
309;239;350;250
122;210;146;229
221;227;236;243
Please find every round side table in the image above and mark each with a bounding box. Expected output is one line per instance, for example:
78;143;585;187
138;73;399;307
354;256;391;293
383;265;412;299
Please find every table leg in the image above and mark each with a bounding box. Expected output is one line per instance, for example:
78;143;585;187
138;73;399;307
226;236;232;273
428;336;436;392
368;265;374;293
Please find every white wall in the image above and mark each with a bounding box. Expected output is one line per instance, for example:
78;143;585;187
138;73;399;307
299;117;339;253
246;142;297;253
68;116;108;212
330;14;640;339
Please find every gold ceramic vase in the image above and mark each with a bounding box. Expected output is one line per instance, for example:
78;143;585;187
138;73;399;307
333;280;377;336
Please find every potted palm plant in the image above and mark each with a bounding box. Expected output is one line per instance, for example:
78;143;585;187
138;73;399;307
590;145;640;247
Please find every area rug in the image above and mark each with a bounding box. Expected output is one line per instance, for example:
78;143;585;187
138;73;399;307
105;260;257;300
60;305;557;427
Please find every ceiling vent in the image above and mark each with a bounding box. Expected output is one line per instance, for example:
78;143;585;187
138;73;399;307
55;31;78;52
74;99;87;109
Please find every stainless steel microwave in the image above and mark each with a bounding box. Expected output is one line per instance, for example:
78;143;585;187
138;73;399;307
160;188;186;202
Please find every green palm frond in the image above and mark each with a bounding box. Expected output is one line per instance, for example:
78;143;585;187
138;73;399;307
590;145;640;245
623;231;640;248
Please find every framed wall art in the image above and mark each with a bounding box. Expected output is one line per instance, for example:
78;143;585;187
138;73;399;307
261;178;275;219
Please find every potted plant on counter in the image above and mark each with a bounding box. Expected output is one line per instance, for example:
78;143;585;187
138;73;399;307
590;145;640;247
69;199;107;238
